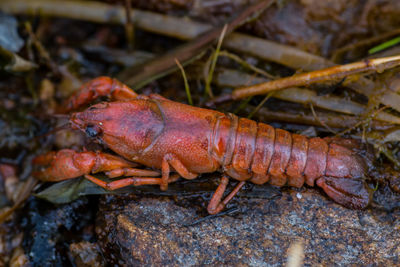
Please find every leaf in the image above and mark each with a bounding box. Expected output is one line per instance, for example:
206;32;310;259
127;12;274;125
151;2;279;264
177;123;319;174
35;178;108;204
0;45;36;72
381;127;400;143
369;36;400;54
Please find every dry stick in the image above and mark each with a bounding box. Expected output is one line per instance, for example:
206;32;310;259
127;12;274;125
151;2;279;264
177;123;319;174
124;0;134;50
247;93;272;119
337;106;389;136
0;0;212;40
222;33;333;71
4;0;400;111
309;103;337;134
218;50;275;79
245;106;391;131
232;55;400;99
118;0;274;89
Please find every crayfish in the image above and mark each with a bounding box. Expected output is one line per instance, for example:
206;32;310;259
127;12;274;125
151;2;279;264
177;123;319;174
33;77;373;214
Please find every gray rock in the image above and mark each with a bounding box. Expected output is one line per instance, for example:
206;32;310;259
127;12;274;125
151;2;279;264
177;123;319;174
96;187;400;266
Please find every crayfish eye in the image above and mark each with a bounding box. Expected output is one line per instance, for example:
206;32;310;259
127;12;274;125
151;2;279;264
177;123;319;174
85;124;102;137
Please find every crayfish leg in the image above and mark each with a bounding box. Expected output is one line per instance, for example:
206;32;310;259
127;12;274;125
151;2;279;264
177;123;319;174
207;175;245;215
60;77;138;113
105;168;160;178
90;154;197;191
84;174;179;190
161;154;198;190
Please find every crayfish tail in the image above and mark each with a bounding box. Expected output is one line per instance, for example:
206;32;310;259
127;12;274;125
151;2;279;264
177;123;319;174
316;176;372;209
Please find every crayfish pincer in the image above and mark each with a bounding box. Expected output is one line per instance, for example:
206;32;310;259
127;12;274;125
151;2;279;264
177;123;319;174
33;77;373;214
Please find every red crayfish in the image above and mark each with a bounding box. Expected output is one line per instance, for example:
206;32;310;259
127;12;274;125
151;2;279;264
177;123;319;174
33;77;373;214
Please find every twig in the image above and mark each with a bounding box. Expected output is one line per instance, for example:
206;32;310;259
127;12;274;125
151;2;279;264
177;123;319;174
124;0;134;50
247;93;272;119
219;50;275;79
337;106;388;136
309;103;337;134
232;55;400;99
247;106;392;130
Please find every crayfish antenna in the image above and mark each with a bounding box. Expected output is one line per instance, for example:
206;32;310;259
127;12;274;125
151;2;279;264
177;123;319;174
52;114;70;119
32;123;71;142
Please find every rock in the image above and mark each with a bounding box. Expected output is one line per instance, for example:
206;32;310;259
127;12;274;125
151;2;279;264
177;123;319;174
96;186;400;265
23;197;96;267
69;241;104;267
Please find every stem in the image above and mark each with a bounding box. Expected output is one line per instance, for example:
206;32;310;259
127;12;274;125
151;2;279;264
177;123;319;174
205;24;228;98
175;58;193;105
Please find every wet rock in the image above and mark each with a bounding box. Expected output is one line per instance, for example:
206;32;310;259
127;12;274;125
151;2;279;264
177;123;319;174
22;197;96;267
96;188;400;266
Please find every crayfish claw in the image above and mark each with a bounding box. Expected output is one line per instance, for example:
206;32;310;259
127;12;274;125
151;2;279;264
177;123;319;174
59;77;138;113
33;149;135;182
32;149;95;182
32;151;57;167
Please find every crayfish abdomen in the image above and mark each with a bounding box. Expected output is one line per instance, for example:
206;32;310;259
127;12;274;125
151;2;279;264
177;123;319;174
207;113;371;209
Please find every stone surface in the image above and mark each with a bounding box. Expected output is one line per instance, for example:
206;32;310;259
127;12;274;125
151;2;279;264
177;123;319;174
96;185;400;266
70;241;104;267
